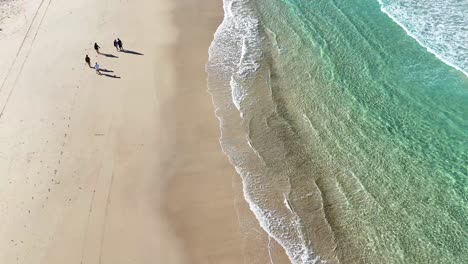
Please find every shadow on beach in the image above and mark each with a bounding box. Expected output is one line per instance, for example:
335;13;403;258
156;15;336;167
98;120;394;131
101;73;121;79
121;49;144;56
101;53;119;58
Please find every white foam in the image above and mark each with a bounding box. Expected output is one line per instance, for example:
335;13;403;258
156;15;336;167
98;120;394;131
377;0;468;77
207;1;329;263
229;76;244;111
283;193;294;213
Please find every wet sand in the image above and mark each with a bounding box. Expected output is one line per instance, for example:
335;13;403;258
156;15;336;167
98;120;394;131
165;1;290;263
0;0;289;263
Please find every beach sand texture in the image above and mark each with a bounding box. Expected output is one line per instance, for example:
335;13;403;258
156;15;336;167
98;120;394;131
0;0;289;263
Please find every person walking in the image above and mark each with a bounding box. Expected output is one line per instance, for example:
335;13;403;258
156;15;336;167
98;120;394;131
117;38;123;51
94;62;101;75
94;42;100;54
85;55;91;68
113;39;119;51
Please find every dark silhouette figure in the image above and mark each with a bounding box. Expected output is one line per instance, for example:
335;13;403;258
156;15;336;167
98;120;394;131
94;43;100;54
85;55;91;68
117;38;123;51
113;39;119;51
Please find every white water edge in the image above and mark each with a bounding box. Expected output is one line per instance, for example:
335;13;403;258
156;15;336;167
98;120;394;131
377;0;468;77
206;0;329;263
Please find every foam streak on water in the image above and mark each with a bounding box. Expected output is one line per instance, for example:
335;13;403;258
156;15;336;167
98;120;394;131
378;0;468;76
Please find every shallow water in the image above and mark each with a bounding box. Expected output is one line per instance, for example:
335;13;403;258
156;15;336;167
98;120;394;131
208;0;468;263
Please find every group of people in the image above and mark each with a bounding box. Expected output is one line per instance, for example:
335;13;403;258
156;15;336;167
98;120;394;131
84;38;124;75
113;38;124;52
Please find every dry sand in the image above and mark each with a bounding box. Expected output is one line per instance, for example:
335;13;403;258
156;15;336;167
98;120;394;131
0;0;289;263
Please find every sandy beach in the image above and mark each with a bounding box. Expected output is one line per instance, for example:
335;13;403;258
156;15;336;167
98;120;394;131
0;0;289;263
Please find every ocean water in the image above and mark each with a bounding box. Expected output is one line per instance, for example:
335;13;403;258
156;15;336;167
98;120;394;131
207;0;468;263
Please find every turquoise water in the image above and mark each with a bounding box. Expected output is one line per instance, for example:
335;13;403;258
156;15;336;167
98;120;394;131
208;0;468;263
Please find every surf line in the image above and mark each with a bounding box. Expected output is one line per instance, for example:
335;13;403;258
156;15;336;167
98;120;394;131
376;0;467;77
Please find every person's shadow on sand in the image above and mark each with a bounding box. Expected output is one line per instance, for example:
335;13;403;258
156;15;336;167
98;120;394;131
121;49;144;56
101;73;121;79
97;68;120;78
101;53;119;58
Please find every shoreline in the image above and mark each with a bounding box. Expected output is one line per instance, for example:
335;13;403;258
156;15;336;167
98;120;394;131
164;0;290;262
206;0;339;262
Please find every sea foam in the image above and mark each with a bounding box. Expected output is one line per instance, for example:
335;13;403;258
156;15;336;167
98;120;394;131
207;0;331;263
378;0;468;76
